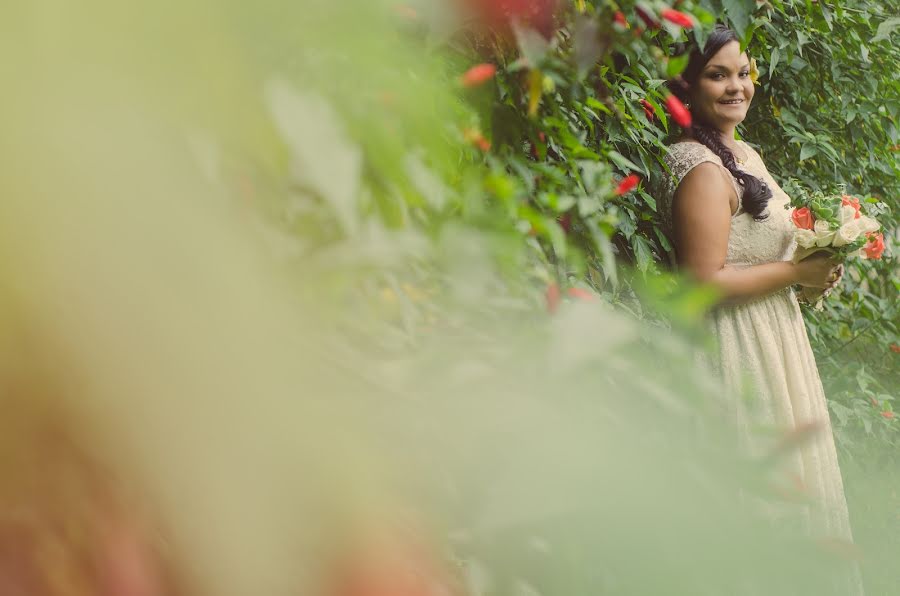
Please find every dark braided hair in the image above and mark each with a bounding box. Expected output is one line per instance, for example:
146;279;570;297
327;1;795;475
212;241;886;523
668;25;772;220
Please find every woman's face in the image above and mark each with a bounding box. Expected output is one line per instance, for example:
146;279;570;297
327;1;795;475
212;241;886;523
689;40;754;130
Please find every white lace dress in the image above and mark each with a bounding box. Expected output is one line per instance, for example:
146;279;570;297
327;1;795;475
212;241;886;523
659;141;863;593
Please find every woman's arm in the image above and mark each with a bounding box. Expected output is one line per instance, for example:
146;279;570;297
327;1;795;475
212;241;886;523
671;163;837;306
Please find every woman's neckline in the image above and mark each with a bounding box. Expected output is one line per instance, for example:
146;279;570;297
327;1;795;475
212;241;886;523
670;139;750;165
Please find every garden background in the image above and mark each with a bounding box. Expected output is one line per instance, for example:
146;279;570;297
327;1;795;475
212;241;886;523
280;0;900;591
1;0;898;593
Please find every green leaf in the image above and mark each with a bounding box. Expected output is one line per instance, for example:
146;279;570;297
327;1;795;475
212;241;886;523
607;150;644;175
872;17;900;43
722;0;755;39
573;17;605;76
631;235;654;273
820;3;833;30
666;53;690;78
799;143;817;161
511;21;551;67
585;97;612;115
619;210;637;239
769;47;780;76
654;227;672;252
638;189;657;212
590;221;618;287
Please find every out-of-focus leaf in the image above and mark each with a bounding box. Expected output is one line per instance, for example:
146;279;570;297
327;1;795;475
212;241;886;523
872;17;900;43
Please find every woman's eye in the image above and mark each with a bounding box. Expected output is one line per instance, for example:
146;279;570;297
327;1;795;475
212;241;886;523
739;71;750;77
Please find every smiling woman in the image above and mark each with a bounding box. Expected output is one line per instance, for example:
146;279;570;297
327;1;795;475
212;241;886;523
656;23;865;596
669;26;770;222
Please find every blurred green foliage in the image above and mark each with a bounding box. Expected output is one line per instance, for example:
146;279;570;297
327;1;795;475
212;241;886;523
428;1;900;590
225;6;897;579
3;0;897;592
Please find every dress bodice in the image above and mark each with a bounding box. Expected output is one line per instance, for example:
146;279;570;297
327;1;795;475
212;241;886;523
658;140;797;266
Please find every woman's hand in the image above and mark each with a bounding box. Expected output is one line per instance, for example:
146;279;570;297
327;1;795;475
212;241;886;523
794;253;842;289
826;263;844;291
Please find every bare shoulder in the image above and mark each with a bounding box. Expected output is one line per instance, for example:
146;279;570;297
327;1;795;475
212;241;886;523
670;162;734;274
674;161;739;216
675;162;733;200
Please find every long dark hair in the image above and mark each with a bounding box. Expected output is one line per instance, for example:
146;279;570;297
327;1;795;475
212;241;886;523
668;25;772;220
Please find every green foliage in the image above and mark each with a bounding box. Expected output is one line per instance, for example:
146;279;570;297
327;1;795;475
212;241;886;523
439;2;899;587
443;0;899;437
3;1;898;592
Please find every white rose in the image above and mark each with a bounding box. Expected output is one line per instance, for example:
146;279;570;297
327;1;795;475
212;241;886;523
832;220;862;247
856;215;880;234
813;219;835;247
795;228;817;249
840;204;858;225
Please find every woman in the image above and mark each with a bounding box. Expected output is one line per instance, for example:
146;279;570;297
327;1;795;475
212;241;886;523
658;25;864;593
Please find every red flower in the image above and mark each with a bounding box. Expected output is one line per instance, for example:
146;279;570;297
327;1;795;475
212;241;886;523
840;195;861;219
567;287;595;301
463;128;491;151
460;63;497;88
890;343;900;354
660;8;694;28
614;174;640;196
613;11;627;26
634;5;660;30
664;95;692;127
881;411;895;420
863;232;885;260
639;98;655;121
791;207;815;230
545;282;561;314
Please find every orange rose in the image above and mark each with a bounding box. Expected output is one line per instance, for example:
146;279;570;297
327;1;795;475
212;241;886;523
841;195;861;219
881;411;895;420
791;207;815;230
863;232;885;260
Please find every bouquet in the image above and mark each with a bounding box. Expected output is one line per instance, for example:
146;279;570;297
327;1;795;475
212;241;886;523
785;187;887;308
